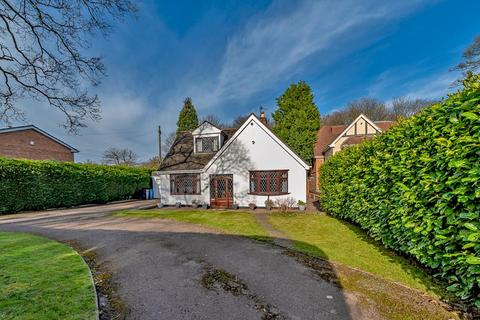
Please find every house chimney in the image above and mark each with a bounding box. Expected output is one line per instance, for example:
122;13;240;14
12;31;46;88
259;111;267;126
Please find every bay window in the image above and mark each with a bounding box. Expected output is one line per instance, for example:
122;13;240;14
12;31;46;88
170;173;201;195
249;170;288;195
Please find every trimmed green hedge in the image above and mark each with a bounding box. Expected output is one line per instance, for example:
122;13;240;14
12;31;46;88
319;74;480;308
0;158;151;214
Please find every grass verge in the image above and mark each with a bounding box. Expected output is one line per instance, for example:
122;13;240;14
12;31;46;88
267;213;443;297
0;232;97;320
286;249;458;320
115;209;271;241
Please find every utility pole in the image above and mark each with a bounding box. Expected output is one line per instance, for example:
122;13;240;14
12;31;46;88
158;125;162;160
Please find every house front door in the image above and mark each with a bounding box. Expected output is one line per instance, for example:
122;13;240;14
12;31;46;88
210;174;233;208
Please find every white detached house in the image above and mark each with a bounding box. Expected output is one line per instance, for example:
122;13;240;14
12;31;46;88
152;112;310;208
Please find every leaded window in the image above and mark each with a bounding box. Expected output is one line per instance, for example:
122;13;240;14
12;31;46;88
196;137;219;153
170;174;201;195
249;170;288;195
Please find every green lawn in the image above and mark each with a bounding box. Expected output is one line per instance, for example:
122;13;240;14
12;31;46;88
115;209;270;240
267;213;442;296
0;232;97;320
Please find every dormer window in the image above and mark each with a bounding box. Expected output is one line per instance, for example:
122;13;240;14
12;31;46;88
196;136;219;153
192;121;224;154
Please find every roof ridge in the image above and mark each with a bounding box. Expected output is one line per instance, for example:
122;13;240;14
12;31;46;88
0;124;78;152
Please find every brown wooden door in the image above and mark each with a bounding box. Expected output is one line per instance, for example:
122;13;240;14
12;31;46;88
210;175;233;208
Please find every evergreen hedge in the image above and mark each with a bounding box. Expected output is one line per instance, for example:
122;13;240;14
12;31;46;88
0;157;151;214
319;74;480;308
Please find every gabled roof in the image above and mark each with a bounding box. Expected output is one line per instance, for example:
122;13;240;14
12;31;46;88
204;114;310;171
314;124;348;155
158;113;310;172
158;128;237;172
192;121;222;135
314;115;395;156
0;125;79;152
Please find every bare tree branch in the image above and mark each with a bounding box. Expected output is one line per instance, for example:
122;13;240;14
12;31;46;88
322;98;392;125
454;35;480;75
201;114;227;129
102;147;138;166
322;97;436;125
391;97;436;119
162;131;176;157
0;0;136;132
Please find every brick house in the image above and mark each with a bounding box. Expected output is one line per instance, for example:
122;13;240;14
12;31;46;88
311;114;395;192
0;125;78;162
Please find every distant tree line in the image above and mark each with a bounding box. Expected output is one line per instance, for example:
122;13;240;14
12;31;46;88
321;97;437;125
167;86;436;163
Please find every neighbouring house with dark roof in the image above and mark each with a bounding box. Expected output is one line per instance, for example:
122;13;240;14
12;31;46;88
0;125;78;162
311;114;395;192
152;112;310;208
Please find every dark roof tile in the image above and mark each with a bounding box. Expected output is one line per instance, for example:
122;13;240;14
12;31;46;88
158;128;237;171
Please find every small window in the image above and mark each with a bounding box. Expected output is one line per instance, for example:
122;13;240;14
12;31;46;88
170;174;201;195
196;137;219;153
249;170;288;195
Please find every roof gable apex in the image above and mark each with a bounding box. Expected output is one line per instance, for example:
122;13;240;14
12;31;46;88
192;121;221;135
328;114;382;148
204;114;310;171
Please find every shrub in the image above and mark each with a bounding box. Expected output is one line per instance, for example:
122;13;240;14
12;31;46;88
274;197;297;212
0;158;151;214
319;74;480;308
264;199;274;209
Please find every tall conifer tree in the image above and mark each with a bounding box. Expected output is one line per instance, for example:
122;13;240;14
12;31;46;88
272;81;321;161
176;97;199;133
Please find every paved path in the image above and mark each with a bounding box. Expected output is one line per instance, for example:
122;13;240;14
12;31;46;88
0;202;356;320
253;212;294;249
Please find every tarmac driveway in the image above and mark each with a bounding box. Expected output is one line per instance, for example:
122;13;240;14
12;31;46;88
0;202;354;320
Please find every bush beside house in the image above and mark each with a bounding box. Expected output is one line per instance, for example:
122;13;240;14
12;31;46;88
319;74;480;308
0;157;151;214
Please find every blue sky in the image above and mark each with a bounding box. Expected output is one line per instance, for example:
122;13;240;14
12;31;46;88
23;0;480;162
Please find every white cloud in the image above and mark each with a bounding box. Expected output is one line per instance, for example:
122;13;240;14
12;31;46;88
23;93;158;162
157;0;433;127
204;0;433;107
369;65;458;103
402;72;458;100
11;0;436;162
155;0;435;129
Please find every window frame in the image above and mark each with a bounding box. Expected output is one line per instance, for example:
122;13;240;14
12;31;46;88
170;173;201;195
195;136;219;153
248;170;289;195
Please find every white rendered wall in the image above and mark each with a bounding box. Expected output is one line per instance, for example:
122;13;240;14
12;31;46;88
152;174;209;205
153;117;308;207
206;119;307;207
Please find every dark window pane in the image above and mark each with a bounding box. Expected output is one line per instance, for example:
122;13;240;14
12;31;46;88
249;170;288;195
196;136;218;153
269;172;277;192
170;174;201;195
250;179;256;193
